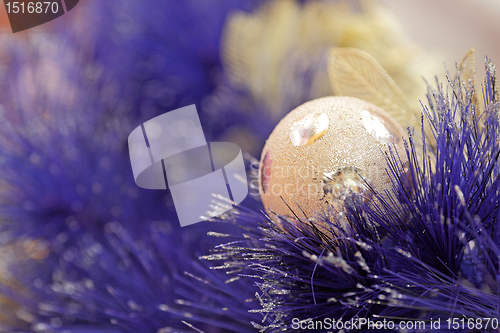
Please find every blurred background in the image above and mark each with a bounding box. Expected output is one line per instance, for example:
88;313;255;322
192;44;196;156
382;0;500;73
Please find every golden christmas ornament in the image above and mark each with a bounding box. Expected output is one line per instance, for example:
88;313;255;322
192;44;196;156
259;96;407;226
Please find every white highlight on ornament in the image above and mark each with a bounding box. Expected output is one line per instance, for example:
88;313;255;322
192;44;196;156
289;112;330;146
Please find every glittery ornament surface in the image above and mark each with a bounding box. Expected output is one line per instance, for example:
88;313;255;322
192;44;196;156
259;96;407;225
289;112;330;146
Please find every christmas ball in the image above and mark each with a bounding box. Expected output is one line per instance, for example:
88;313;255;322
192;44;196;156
259;96;407;227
